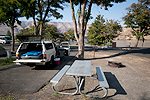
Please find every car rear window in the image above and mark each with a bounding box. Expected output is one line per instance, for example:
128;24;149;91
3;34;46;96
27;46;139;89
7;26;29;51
20;43;42;51
45;43;53;50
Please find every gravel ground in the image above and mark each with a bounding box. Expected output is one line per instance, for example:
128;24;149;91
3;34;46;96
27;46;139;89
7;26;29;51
1;48;150;100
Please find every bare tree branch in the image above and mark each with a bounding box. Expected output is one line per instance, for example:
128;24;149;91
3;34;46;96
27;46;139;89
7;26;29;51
78;3;81;31
69;0;79;42
80;0;86;34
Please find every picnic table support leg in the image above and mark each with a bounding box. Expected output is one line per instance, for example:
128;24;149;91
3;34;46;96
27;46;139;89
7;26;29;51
102;87;108;98
78;76;81;84
51;76;79;95
78;77;108;98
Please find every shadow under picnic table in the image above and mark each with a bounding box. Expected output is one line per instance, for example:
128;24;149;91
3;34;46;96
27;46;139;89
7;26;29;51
79;72;127;98
51;72;127;99
104;72;127;98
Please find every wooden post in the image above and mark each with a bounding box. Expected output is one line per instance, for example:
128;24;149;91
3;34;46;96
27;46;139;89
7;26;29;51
93;47;95;58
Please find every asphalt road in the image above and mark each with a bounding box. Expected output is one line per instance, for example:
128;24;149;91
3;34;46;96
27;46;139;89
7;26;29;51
0;43;19;51
0;46;78;95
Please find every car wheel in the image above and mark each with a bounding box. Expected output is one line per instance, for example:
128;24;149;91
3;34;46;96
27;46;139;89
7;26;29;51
50;56;54;65
45;56;55;68
46;61;51;68
65;50;68;56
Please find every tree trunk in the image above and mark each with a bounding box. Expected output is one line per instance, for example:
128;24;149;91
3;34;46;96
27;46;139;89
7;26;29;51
33;17;38;35
142;34;144;47
76;0;86;59
77;33;85;59
39;23;43;36
134;38;140;47
11;26;15;53
142;41;144;47
34;25;38;35
70;0;79;43
69;0;89;59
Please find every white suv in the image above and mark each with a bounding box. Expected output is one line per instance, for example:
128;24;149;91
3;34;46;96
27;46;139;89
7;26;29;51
13;41;56;67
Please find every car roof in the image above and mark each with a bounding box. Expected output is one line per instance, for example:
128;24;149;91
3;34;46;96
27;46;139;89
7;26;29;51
61;41;69;43
23;41;52;44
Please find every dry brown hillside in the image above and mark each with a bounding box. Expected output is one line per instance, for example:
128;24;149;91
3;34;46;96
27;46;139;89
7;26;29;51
115;28;150;41
0;21;90;36
1;22;149;41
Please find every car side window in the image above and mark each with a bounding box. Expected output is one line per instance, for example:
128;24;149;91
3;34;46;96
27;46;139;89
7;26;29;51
0;38;5;40
20;43;29;51
45;43;53;50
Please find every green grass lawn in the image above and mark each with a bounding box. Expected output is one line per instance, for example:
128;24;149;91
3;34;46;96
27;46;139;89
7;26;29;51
0;58;16;70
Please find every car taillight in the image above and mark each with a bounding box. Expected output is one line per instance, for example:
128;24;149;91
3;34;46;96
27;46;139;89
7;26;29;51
16;54;18;59
43;54;46;59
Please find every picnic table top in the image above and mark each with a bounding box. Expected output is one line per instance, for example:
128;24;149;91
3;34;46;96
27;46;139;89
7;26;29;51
66;60;91;76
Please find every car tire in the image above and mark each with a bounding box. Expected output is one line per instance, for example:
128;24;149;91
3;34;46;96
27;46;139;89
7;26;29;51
46;56;54;66
65;50;68;56
50;56;54;64
45;56;55;68
46;61;51;68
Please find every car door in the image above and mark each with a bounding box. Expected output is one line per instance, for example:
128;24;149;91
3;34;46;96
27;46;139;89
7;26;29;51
45;43;56;62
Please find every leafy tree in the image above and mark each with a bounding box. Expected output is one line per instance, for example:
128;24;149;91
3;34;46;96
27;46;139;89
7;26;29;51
16;26;35;42
37;0;63;36
105;19;122;42
17;27;34;36
63;29;75;41
0;0;22;52
17;0;64;35
67;0;126;59
87;15;122;46
6;30;12;39
123;0;150;47
17;0;38;35
16;24;61;42
87;15;106;45
43;24;60;41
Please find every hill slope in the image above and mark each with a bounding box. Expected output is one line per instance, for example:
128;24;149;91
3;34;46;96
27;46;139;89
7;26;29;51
0;21;33;35
0;21;90;36
0;22;149;40
115;28;150;41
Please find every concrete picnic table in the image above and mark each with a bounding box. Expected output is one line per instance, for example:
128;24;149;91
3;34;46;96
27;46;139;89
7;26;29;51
51;60;109;98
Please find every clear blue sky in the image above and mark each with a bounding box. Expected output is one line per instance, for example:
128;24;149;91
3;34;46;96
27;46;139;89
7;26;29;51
19;0;138;26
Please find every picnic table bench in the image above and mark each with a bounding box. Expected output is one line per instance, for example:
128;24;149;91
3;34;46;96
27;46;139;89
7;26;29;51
50;65;70;85
50;60;109;98
96;67;109;97
50;65;78;95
